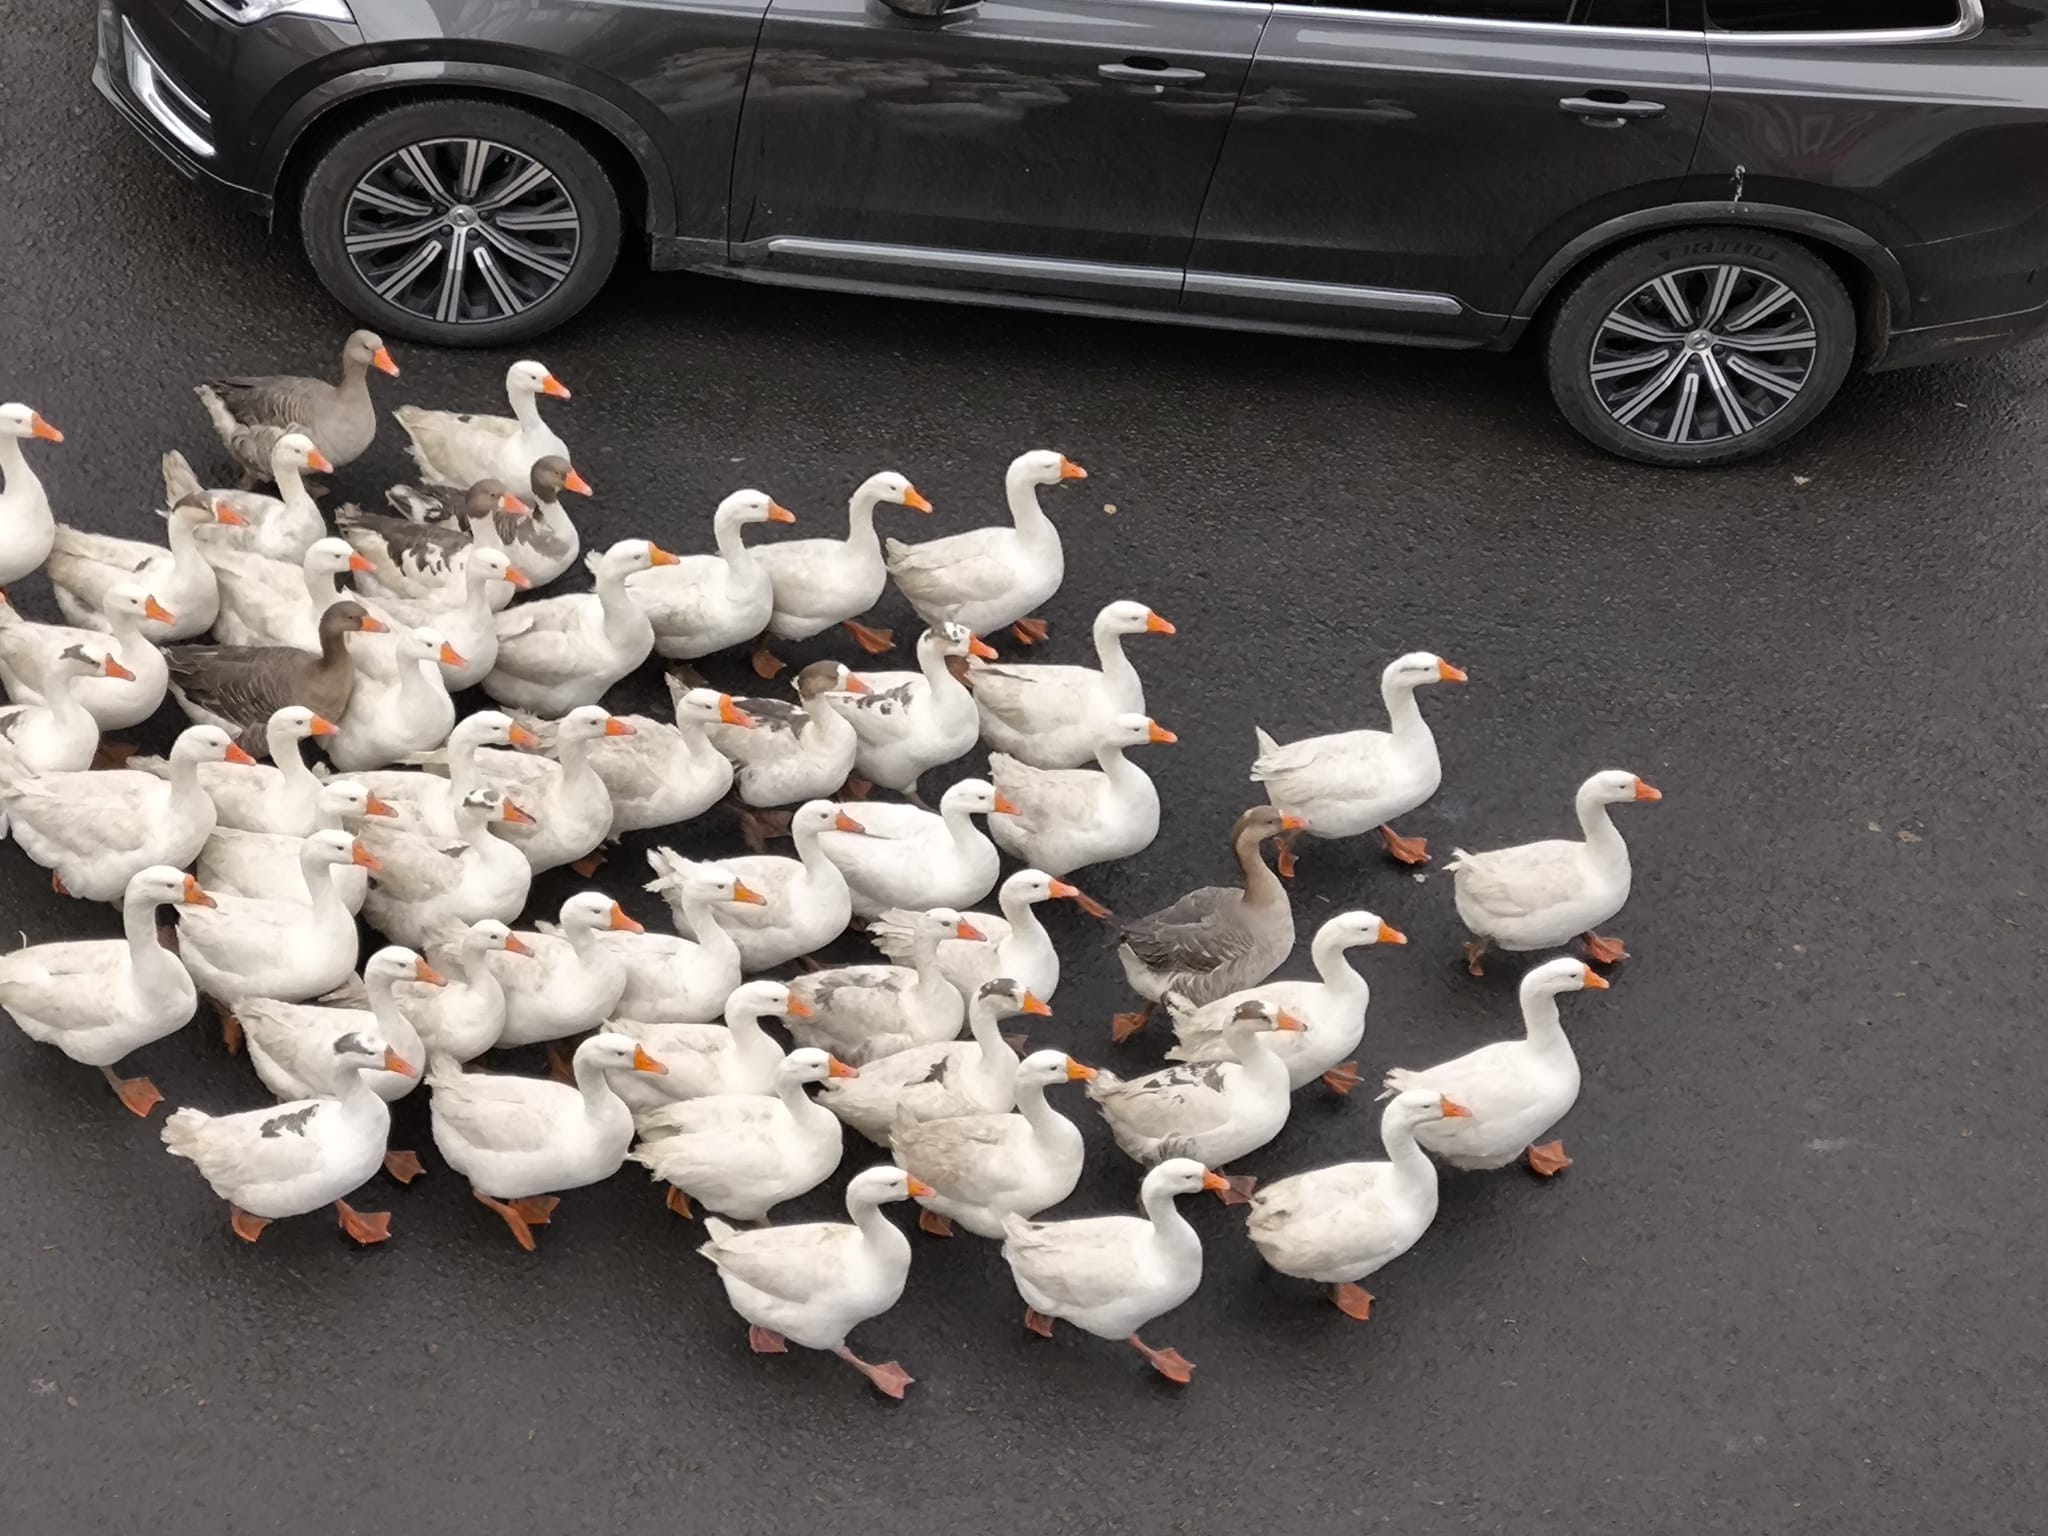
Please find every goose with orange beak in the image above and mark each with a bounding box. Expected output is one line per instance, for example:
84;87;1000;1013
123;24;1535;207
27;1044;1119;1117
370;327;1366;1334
594;860;755;1023
347;476;536;606
702;660;861;850
788;905;983;1064
814;777;1008;919
869;868;1109;1003
486;537;675;716
0;402;60;587
321;625;466;775
884;447;1089;647
1383;957;1607;1178
989;712;1176;877
613;490;789;664
196;777;396;915
391;918;530;1064
486;893;634;1067
821;977;1048;1145
1446;769;1663;976
339;710;539;836
1251;650;1467;877
163;599;384;756
610;979;810;1112
752;470;934;677
127;705;334;837
972;599;1177;768
201;536;381;650
566;685;740;839
237;946;437;1113
428;1031;668;1253
889;1050;1094;1238
46;494;241;642
358;789;535;950
0;643;134;777
645;800;854;972
1001;1157;1225;1386
699;1164;931;1401
1246;1088;1471;1321
393;359;572;490
196;329;399;482
0;583;171;733
163;1027;418;1248
460;704;624;874
166;431;331;564
829;621;990;801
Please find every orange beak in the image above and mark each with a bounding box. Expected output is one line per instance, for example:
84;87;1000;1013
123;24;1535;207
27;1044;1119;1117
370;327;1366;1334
1147;720;1177;745
371;346;400;377
603;716;636;737
731;880;767;906
1279;814;1310;833
347;552;376;574
507;724;541;749
767;502;796;525
1439;1097;1473;1119
351;841;382;871
223;743;258;766
1581;969;1612;990
1058;457;1087;480
1633;777;1663;802
1438;659;1469;683
834;811;866;835
608;903;644;934
28;412;62;443
504;934;535;956
827;1056;858;1080
308;714;340;738
991;794;1021;816
1200;1170;1231;1195
181;874;216;908
382;1048;418;1078
968;635;998;660
1145;611;1176;635
102;657;136;682
1273;1009;1307;1033
905;1176;937;1199
212;504;248;527
562;468;593;497
1052;881;1111;920
541;373;571;399
364;793;397;818
503;565;533;590
902;486;933;513
632;1045;668;1075
498;494;531;516
840;672;871;695
782;994;814;1019
647;544;680;567
1021;991;1052;1018
955;918;986;942
143;595;176;625
357;614;388;634
305;448;336;475
500;799;536;825
1064;1058;1096;1082
413;958;447;987
718;694;754;727
438;641;468;668
1377;923;1409;946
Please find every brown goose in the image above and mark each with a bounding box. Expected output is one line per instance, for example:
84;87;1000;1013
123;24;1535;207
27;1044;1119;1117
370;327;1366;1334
385;455;589;598
195;330;399;483
163;600;385;757
337;481;532;603
1109;805;1304;1043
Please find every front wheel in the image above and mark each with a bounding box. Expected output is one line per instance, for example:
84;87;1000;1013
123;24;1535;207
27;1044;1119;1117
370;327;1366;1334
1543;229;1857;467
298;98;623;348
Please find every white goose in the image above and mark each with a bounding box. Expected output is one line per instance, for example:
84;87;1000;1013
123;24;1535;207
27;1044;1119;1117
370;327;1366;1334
972;600;1175;767
750;470;932;676
618;490;787;662
465;704;622;872
560;681;741;840
816;777;1009;919
485;538;676;715
646;800;855;971
342;710;539;835
1449;769;1662;975
1382;956;1606;1177
699;1163;929;1399
587;859;756;1023
884;449;1087;645
1166;910;1406;1096
393;360;572;490
787;906;980;1064
0;644;126;779
0;865;213;1116
46;495;244;642
2;725;246;902
1087;999;1305;1201
0;584;172;731
162;1027;415;1245
204;536;373;649
629;1047;851;1223
238;946;438;1110
890;1049;1094;1238
394;918;525;1063
831;622;991;796
989;713;1174;876
0;402;61;587
197;776;394;914
490;891;637;1053
868;868;1108;1002
1252;651;1467;876
167;432;331;563
363;545;528;692
1246;1088;1468;1321
706;660;860;848
137;704;335;836
1001;1157;1227;1384
610;979;808;1114
324;626;463;773
821;977;1043;1146
358;788;534;950
428;1031;667;1251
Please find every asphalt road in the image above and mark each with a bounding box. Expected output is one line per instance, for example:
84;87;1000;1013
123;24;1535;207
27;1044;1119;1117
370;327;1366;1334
7;9;2048;1536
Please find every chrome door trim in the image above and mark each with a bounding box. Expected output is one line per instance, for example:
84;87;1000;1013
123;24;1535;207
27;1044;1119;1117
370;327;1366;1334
1184;270;1463;315
759;238;1184;292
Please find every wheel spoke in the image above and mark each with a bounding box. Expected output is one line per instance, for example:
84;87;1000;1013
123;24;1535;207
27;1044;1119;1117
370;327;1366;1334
345;218;443;255
372;237;445;300
1698;352;1754;435
1663;368;1702;443
1600;311;1683;345
1649;274;1694;329
1716;327;1816;354
1611;351;1693;427
397;145;456;208
349;180;432;218
455;139;488;201
493;206;581;233
1590;347;1673;382
1722;279;1794;333
477;160;554;212
435;228;472;323
1700;265;1742;328
472;246;530;317
1721;352;1803;399
476;222;572;282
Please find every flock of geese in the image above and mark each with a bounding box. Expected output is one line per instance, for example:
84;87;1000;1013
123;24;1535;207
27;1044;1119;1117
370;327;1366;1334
0;332;1663;1398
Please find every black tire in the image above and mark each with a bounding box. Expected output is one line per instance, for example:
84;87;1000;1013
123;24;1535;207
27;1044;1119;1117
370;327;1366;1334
299;98;623;349
1543;229;1856;468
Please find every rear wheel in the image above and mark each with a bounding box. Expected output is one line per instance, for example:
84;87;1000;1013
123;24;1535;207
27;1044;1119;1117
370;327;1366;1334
1544;229;1856;467
299;98;622;348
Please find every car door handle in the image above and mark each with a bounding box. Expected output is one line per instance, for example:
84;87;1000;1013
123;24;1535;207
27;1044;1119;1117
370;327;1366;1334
1559;96;1666;122
1099;60;1207;86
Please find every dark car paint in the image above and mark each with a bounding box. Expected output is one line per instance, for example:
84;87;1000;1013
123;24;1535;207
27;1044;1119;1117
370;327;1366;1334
94;0;2048;370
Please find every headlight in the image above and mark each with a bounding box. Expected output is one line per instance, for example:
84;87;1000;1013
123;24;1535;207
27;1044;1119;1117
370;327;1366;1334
204;0;357;24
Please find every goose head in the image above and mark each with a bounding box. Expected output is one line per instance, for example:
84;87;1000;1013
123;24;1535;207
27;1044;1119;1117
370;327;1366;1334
465;917;532;958
779;1046;855;1088
507;360;569;400
306;536;374;582
557;890;642;938
600;538;679;579
266;704;339;753
728;978;811;1023
456;787;534;833
366;945;444;989
457;710;541;752
922;621;996;662
1015;1048;1094;1089
1009;448;1086;488
1385;1088;1472;1132
940;778;1015;820
845;1164;935;1207
0;402;62;444
127;864;215;911
1097;599;1174;638
923;906;984;942
1144;1156;1231;1201
1317;909;1407;950
343;330;399;378
1099;712;1176;752
168;723;255;767
974;976;1051;1022
1522;957;1610;1000
1001;867;1109;919
713;489;795;534
316;777;396;827
556;704;634;745
1225;999;1307;1037
103;583;176;632
461;479;530;520
329;1027;417;1081
462;546;531;593
796;659;866;702
301;827;380;875
403;624;465;673
179;495;246;531
1580;768;1662;807
320;600;387;644
856;470;931;514
530;455;590;503
1235;804;1307;844
46;641;132;686
1382;650;1468;691
271;431;334;479
576;1030;667;1078
790;799;861;840
675;687;753;729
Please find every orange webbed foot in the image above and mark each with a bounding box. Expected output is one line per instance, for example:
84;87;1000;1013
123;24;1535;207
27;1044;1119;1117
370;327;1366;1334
1010;617;1050;645
1379;824;1430;865
842;620;894;655
336;1199;392;1245
1320;1062;1363;1096
1111;1006;1152;1044
230;1206;270;1243
1583;932;1629;965
667;1186;695;1219
749;1325;788;1354
918;1209;954;1238
384;1149;426;1185
750;644;788;679
1526;1140;1572;1177
1024;1308;1055;1338
1330;1282;1374;1321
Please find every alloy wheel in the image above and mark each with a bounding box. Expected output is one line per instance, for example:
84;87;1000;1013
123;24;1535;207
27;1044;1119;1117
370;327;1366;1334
341;138;581;326
1587;265;1819;446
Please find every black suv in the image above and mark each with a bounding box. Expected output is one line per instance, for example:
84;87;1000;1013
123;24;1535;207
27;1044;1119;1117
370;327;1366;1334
95;0;2048;465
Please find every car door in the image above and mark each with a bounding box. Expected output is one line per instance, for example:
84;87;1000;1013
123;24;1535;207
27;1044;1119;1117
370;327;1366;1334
1184;0;1710;336
729;0;1272;307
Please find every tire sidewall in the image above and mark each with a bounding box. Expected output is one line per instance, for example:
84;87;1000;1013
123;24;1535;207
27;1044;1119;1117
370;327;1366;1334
1545;230;1856;468
299;100;622;349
